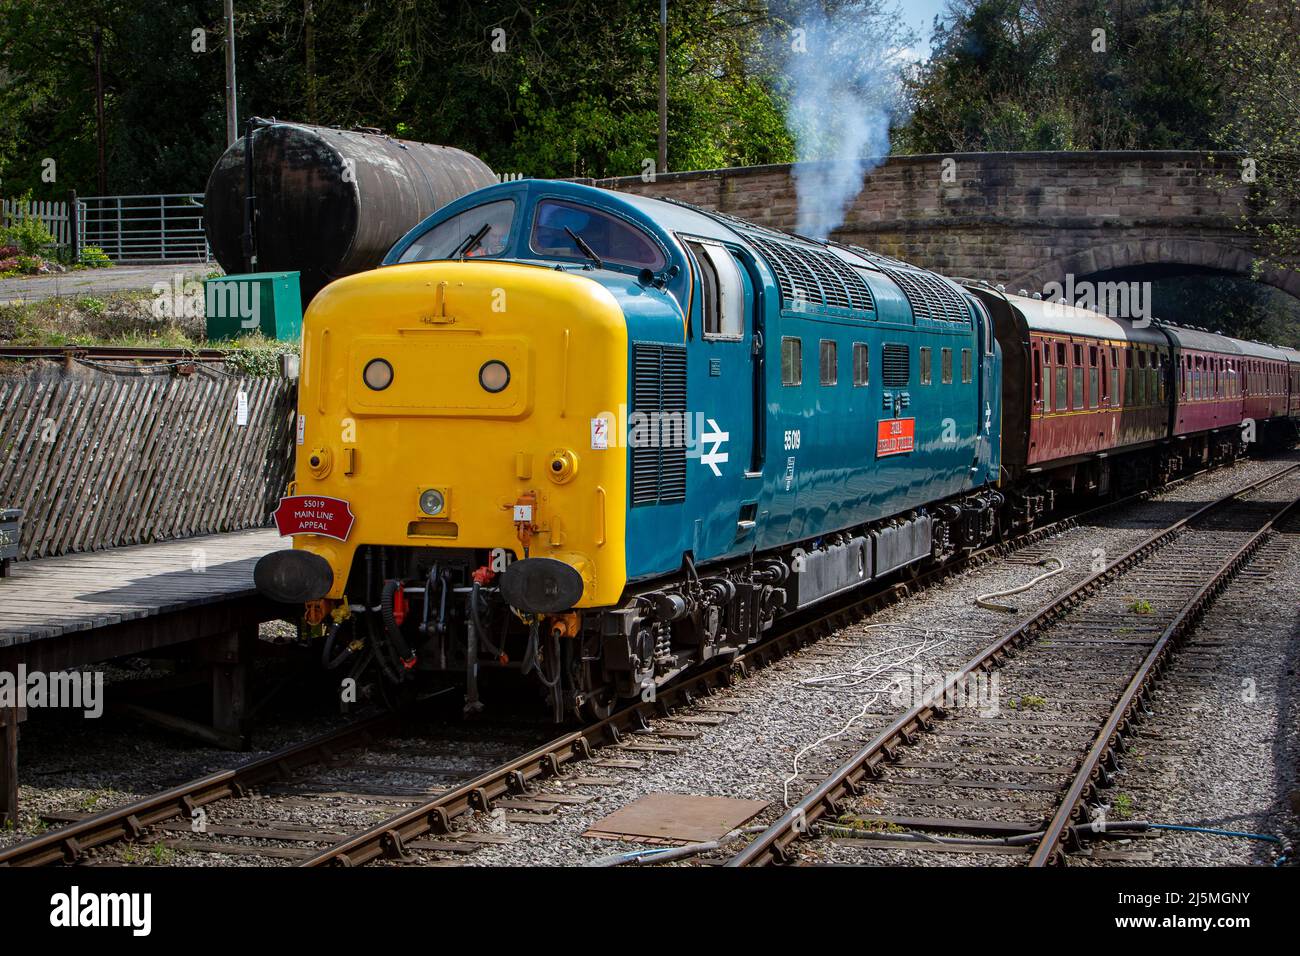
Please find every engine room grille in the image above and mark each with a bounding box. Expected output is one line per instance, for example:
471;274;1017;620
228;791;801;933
631;343;688;506
874;264;969;323
748;236;876;313
882;343;910;387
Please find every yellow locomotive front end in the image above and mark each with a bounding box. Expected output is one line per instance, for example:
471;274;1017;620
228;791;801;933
255;260;629;715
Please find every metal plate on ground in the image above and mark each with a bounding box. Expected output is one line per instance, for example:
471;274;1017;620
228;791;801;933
583;792;768;844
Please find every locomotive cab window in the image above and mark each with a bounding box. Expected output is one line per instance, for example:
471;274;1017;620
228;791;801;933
686;239;743;340
531;199;666;271
781;337;802;386
396;199;515;262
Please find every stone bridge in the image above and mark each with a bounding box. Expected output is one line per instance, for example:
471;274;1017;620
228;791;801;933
591;151;1299;302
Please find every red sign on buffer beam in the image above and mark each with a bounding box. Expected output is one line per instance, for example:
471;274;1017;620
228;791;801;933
272;495;355;541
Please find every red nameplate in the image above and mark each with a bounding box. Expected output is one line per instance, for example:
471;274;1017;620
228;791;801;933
272;495;355;541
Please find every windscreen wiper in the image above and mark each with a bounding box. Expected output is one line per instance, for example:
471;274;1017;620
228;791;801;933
454;223;491;259
564;227;603;269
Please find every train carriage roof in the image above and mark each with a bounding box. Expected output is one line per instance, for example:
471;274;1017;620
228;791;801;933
997;291;1167;347
1278;346;1300;366
1225;335;1290;362
1158;324;1244;355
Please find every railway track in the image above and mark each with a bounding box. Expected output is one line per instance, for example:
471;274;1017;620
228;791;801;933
2;455;1292;867
724;462;1300;867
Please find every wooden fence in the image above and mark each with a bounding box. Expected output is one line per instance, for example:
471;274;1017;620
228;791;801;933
1;198;74;252
0;365;296;561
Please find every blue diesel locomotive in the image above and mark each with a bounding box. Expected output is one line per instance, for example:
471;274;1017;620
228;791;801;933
253;179;1293;719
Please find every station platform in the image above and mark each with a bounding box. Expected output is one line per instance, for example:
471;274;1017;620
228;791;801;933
0;527;292;825
0;527;285;653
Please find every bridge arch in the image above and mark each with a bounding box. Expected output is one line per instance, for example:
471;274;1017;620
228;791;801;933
1010;239;1300;304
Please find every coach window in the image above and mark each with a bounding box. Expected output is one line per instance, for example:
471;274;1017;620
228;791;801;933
853;343;869;386
1072;349;1084;409
1088;346;1099;408
941;347;953;384
1032;347;1042;404
1157;354;1166;402
962;347;973;384
819;340;838;386
781;337;802;386
686;239;743;340
1055;355;1068;412
920;347;933;385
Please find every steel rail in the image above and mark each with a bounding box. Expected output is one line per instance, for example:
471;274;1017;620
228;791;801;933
1027;490;1300;865
726;461;1300;867
0;478;1107;869
0;712;397;867
299;470;1236;867
2;458;1279;867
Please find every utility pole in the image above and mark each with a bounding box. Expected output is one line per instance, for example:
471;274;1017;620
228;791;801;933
224;0;239;147
93;28;106;193
305;0;317;123
657;0;667;175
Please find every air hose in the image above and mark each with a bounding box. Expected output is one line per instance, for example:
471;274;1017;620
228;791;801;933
380;578;417;674
469;583;506;661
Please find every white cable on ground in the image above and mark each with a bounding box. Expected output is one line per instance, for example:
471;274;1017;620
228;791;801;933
974;556;1066;613
782;626;955;807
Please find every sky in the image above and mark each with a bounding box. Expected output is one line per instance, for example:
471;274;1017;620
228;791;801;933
897;0;950;61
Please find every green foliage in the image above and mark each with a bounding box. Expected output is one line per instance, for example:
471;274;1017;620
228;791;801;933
0;207;56;257
78;246;113;269
900;0;1226;153
221;334;300;378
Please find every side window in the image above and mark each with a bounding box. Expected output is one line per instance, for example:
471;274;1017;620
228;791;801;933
853;343;869;386
687;240;743;339
962;347;973;384
1032;347;1042;404
920;346;933;385
819;340;837;386
941;347;953;384
781;337;802;386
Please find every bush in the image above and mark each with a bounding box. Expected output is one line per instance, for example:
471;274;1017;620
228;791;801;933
0;212;57;257
15;255;43;275
78;245;113;269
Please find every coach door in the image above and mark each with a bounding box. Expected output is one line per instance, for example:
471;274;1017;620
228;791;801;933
683;238;760;548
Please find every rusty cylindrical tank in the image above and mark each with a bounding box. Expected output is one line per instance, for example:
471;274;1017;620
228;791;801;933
203;119;496;304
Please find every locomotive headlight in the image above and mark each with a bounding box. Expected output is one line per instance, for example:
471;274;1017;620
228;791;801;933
418;488;445;516
363;358;393;391
479;360;510;393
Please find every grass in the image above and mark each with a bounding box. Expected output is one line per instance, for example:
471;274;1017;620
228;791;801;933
1113;793;1135;820
1128;599;1155;615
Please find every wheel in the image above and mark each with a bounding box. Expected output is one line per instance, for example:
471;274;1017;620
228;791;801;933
577;685;618;722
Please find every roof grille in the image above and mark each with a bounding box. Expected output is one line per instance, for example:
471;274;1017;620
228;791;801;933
630;344;687;506
874;264;970;323
748;236;875;313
